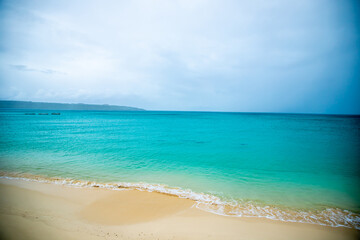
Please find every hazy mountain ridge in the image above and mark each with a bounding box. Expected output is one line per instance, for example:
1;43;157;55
0;100;145;111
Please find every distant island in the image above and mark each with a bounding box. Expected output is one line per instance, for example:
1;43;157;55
0;100;145;111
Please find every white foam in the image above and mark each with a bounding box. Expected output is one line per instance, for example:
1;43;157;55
1;173;359;230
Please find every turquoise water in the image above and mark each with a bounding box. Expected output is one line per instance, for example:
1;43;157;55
0;110;359;228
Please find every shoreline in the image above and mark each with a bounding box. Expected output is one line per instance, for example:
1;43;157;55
0;177;359;240
0;172;359;231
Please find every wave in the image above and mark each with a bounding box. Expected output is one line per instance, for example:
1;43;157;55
0;171;359;230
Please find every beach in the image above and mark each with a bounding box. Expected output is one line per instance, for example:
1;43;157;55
0;178;358;240
1;111;360;232
1;0;359;238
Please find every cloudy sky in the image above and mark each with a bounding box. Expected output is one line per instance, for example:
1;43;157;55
0;0;359;113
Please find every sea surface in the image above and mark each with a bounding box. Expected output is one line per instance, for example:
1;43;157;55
0;109;359;229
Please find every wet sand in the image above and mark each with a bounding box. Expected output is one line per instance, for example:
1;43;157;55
0;178;358;240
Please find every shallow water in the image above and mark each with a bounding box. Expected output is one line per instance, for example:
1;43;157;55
0;110;359;228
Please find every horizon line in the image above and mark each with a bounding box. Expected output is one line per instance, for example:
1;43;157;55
1;99;359;116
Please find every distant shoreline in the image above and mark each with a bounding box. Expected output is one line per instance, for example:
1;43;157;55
0;100;145;111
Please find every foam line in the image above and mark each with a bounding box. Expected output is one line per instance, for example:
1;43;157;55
1;172;359;230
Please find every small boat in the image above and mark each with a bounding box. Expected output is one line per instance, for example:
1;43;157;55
51;113;61;115
38;113;49;115
25;113;36;115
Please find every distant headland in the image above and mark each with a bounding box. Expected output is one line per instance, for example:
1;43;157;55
0;100;145;111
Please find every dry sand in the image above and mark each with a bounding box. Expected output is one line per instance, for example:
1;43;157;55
0;178;358;240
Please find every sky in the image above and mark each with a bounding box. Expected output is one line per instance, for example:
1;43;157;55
0;0;359;113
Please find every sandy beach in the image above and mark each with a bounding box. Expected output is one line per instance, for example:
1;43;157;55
0;178;358;240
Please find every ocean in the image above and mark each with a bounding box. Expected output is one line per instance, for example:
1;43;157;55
0;109;359;229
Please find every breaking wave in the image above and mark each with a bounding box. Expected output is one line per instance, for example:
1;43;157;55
1;172;359;230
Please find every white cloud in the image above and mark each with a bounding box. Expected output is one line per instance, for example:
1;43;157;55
0;0;359;113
